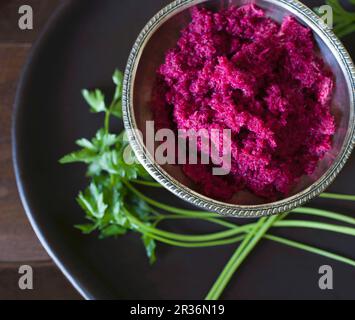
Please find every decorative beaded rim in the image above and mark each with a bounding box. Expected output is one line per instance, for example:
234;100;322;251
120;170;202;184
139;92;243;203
123;0;355;218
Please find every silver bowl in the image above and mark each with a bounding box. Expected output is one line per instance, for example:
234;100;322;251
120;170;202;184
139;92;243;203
123;0;355;217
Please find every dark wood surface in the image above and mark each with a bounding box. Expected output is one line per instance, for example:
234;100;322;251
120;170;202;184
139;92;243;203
0;0;81;299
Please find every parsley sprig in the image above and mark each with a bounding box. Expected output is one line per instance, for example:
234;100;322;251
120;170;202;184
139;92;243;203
60;71;158;261
61;70;355;299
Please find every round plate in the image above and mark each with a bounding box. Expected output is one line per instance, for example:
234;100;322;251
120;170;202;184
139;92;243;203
13;0;355;299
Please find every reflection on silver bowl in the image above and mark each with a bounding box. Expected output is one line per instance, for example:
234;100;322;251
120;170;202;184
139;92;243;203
123;0;355;217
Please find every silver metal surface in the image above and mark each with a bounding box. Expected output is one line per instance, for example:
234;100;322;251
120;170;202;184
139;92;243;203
123;0;355;217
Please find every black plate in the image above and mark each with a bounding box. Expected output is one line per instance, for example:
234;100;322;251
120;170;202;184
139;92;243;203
13;0;355;299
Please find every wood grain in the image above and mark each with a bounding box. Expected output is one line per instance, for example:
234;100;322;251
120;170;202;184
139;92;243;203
0;0;81;299
0;261;81;300
0;44;50;262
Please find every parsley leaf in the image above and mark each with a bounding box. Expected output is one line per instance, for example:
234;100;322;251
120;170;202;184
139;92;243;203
77;183;108;219
59;149;98;164
142;234;157;265
82;89;107;113
75;223;98;234
99;225;127;239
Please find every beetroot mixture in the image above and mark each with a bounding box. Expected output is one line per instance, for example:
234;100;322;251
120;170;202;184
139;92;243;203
152;4;335;201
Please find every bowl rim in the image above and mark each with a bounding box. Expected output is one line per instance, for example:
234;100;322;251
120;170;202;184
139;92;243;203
123;0;355;217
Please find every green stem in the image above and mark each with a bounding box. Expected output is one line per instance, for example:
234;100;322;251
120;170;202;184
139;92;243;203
274;220;355;236
151;230;355;267
153;206;355;236
131;180;163;188
320;193;355;202
104;110;111;135
128;183;355;224
124;208;251;242
206;216;278;300
205;217;264;300
293;207;355;226
148;232;245;248
128;208;355;244
125;182;219;218
264;235;355;267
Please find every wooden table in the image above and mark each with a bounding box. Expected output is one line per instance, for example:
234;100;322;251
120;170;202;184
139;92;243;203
0;0;81;299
